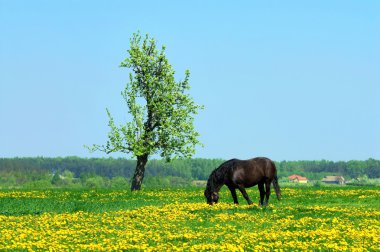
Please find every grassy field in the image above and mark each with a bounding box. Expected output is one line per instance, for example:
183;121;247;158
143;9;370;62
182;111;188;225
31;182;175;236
0;186;379;251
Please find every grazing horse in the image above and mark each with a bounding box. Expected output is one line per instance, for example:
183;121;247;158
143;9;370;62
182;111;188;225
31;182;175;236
204;157;281;206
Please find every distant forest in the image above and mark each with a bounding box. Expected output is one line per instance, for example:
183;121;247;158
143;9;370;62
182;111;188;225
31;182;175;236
0;157;379;188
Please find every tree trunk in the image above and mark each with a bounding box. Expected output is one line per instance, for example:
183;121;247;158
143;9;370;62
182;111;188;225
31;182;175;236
131;154;148;191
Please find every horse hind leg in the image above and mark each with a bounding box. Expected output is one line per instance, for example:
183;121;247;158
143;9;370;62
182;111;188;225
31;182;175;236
258;183;265;206
264;180;271;206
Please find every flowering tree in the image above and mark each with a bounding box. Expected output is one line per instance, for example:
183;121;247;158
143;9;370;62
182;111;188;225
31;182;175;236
88;32;203;191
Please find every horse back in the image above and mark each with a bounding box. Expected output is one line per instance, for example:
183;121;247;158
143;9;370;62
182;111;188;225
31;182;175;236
230;157;276;187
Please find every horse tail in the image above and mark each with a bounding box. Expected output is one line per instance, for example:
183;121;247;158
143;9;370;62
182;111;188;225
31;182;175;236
271;162;281;200
273;175;281;200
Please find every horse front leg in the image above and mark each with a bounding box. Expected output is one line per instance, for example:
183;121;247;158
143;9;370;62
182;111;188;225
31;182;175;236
228;186;239;204
258;183;265;207
238;186;253;205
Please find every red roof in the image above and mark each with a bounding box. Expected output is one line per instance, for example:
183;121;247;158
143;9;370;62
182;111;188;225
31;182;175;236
288;174;308;181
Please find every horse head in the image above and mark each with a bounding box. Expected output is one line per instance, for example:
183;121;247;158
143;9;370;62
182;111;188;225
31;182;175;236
204;189;219;205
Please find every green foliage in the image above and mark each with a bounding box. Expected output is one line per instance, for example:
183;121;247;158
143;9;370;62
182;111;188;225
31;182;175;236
313;181;323;188
143;176;191;188
85;176;106;189
51;173;61;185
110;176;129;189
88;32;203;161
22;180;53;189
346;175;380;186
51;170;80;188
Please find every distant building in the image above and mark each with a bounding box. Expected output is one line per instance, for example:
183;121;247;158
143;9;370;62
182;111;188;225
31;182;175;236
321;176;345;185
288;174;309;183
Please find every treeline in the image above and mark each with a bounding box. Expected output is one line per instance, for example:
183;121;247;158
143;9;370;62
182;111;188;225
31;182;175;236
276;159;380;180
0;157;223;189
0;157;379;188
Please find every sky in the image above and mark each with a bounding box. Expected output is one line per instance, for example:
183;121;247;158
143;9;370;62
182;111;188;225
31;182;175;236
1;1;379;161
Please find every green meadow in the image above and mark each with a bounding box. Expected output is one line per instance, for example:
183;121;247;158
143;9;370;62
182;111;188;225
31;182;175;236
0;186;379;251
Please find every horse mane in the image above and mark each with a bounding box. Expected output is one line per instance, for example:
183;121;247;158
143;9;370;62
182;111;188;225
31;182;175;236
206;159;237;192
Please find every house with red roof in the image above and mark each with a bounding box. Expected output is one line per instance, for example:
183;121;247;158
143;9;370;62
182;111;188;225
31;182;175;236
288;174;309;183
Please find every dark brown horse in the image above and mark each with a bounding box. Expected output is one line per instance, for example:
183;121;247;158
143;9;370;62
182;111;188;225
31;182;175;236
204;157;281;206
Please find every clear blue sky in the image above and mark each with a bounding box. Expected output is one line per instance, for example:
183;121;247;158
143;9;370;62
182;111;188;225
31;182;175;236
1;1;379;161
